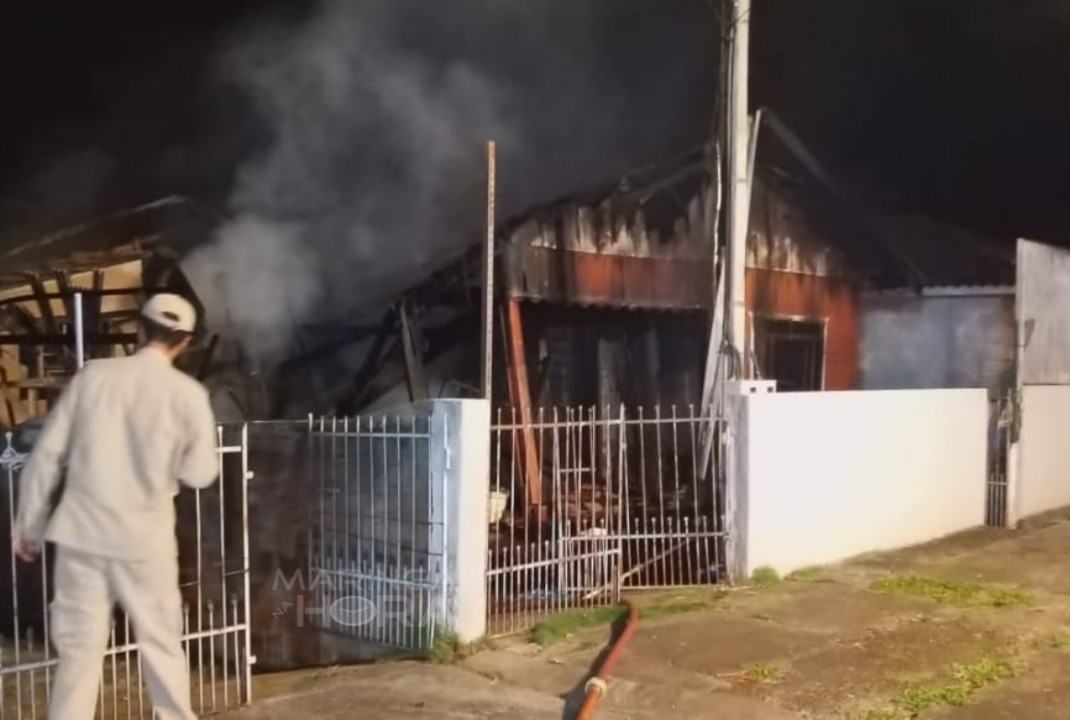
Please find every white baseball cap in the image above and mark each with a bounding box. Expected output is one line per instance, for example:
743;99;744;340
141;293;197;334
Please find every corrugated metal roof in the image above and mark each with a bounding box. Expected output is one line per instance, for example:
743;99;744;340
871;215;1016;288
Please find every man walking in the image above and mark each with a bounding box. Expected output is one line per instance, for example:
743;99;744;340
12;293;219;720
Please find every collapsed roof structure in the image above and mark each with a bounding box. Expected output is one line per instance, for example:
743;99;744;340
2;112;982;429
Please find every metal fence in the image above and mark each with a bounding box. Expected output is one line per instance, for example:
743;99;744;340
487;405;726;636
0;425;253;719
985;391;1013;528
306;413;447;654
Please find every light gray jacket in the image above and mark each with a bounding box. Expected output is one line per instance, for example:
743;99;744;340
14;348;218;559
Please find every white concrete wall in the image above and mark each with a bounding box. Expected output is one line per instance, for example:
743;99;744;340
1018;386;1070;518
736;389;988;577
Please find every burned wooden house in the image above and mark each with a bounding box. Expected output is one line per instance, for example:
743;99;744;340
0;197;216;428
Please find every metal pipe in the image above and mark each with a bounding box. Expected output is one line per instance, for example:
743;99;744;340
480;140;497;399
73;292;85;369
575;600;639;720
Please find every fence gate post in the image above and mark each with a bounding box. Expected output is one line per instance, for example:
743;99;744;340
432;399;491;643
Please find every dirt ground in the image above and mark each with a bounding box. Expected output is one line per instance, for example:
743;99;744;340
220;510;1070;719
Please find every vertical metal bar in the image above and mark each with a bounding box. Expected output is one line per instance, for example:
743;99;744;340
41;533;52;710
686;405;699;584
355;416;364;573
366;417;376;570
318;416;328;629
344;417;352;614
124;612;133;720
671;405;682;586
490;408;503;634
208;601;217;711
638;407;649;590
109;623;118;716
332;417;340;582
439;414;450;641
73;291;85;369
7;463;24;709
240;425;253;703
379;416;389;577
231;596;241;704
136;642;145;717
395;416;402;648
409;417;419;649
409;417;417;578
481;140;497;399
616;404;625;568
654;406;665;587
218;438;230;708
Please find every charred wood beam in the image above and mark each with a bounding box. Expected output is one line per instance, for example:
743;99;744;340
344;312;475;412
1;306;40;336
55;270;74;322
336;311;398;415
0;332;138;345
398;301;428;402
504;297;542;514
26;275;59;337
0;287;150;312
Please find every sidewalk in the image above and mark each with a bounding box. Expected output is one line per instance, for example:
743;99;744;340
222;510;1070;720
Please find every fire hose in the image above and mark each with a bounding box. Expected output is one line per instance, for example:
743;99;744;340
575;599;639;720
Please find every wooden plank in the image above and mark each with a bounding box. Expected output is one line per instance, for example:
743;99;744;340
505;297;542;511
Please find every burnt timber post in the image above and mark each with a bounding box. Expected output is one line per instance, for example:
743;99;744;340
504;297;542;516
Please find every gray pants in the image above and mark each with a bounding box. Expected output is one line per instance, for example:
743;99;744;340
49;546;195;720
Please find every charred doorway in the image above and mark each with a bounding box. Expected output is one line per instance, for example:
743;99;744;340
754;316;826;391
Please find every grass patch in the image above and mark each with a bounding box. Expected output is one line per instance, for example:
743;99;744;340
529;591;727;647
894;684;972;714
1047;632;1070;650
750;566;781;587
861;657;1016;718
530;607;625;646
639;589;727;620
740;662;782;684
951;657;1016;688
870;575;1032;608
859;711;898;720
428;632;494;664
786;565;826;582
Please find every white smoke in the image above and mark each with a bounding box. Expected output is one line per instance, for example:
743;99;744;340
182;0;710;362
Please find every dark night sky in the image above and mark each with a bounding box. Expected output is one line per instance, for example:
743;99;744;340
1;0;1068;246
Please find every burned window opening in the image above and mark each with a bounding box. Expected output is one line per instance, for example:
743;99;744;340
754;316;825;392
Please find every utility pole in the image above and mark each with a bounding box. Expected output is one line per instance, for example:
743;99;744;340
726;0;750;372
698;0;753;479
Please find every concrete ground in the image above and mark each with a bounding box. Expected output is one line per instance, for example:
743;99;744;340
220;510;1070;719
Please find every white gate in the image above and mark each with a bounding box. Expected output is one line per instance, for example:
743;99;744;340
487;405;726;636
985;391;1012;527
306;413;448;654
0;424;253;718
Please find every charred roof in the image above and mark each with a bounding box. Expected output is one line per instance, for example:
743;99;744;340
0;196;212;291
